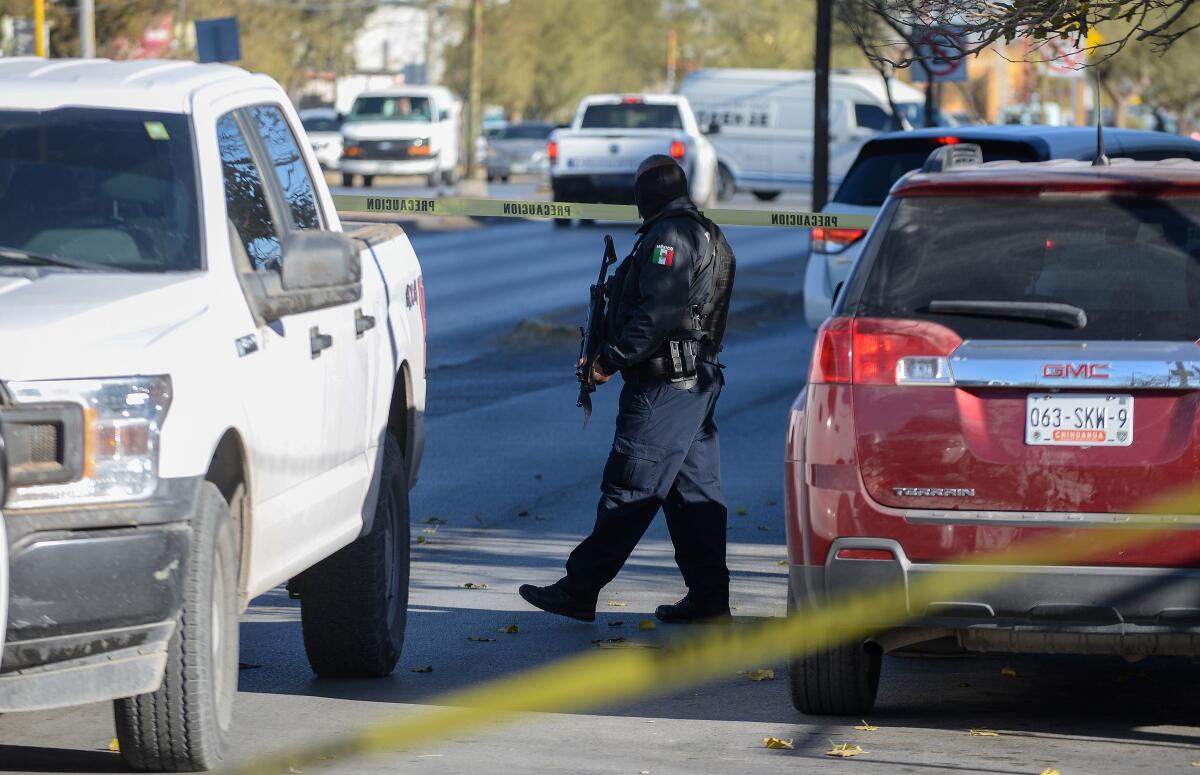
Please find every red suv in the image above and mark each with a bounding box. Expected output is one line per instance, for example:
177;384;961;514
785;146;1200;715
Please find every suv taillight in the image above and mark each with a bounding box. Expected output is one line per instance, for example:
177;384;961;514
809;317;961;386
811;227;866;255
547;140;558;164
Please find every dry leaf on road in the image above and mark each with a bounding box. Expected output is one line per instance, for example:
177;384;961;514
736;506;748;515
608;620;624;627
969;729;1000;737
498;624;519;634
107;738;119;752
607;601;628;607
1000;666;1018;677
776;559;788;565
855;721;879;732
592;636;626;644
418;517;447;525
745;668;775;681
416;536;429;544
461;582;488;589
467;636;495;642
410;665;433;673
639;619;656;630
763;737;794;750
1039;770;1062;775
826;743;866;758
596;641;661;649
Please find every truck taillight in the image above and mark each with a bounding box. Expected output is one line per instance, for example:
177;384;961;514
547;140;558;164
622;96;643;104
811;227;865;254
417;275;427;367
670;140;686;159
809;318;961;386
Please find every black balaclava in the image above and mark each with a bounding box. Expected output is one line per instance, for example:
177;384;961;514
633;154;690;219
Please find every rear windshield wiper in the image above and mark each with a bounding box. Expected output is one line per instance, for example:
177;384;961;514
0;245;121;273
928;300;1088;329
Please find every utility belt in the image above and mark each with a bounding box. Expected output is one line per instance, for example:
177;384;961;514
625;337;720;389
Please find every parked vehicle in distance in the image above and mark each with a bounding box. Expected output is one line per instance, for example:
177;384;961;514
803;125;1200;330
0;59;428;771
340;85;461;188
549;93;718;225
299;107;344;171
787;146;1200;716
678;68;940;201
486;121;555;182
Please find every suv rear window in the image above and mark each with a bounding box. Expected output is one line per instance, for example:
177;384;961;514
835;139;1041;207
849;194;1200;341
581;103;683;130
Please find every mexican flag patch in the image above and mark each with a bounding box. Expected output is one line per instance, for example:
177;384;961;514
651;245;675;267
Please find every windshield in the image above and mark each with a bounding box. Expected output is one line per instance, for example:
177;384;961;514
301;115;341;133
347;96;433;123
580;103;683;130
498;124;553;140
0;108;200;272
851;195;1200;341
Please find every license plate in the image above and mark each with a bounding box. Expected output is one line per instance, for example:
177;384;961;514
1025;394;1133;446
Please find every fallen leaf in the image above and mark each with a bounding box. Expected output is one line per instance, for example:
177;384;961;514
1189;762;1200;768
416;535;429;544
467;636;495;642
855;721;879;732
639;619;656;630
596;641;661;649
238;662;261;670
826;743;865;758
608;620;624;627
422;527;438;535
607;601;628;607
107;738;120;752
518;510;530;516
1000;666;1018;678
736;506;748;515
746;668;775;681
763;737;794;750
410;665;433;673
969;729;1000;737
776;559;788;566
498;624;519;634
1039;770;1062;775
592;636;626;644
418;516;448;525
461;582;489;589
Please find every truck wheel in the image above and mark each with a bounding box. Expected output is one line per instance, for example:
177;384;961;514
113;483;238;772
362;175;375;188
752;190;781;202
716;163;735;201
442;168;459;186
786;593;881;715
426;173;439;188
342;173;355;188
298;433;409;677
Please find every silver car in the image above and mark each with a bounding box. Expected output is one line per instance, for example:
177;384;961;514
298;107;343;172
486;122;555;182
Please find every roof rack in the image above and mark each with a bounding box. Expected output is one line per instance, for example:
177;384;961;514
921;143;984;173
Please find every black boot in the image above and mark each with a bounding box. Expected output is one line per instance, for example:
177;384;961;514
519;581;596;622
654;595;731;624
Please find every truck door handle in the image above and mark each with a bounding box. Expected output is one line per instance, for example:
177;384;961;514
310;326;333;358
355;308;376;338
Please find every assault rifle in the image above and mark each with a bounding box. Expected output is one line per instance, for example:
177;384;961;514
576;234;618;428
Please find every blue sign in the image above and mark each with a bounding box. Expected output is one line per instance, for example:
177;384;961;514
196;17;241;64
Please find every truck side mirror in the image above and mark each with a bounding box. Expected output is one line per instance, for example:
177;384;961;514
704;119;720;135
439;110;450;122
281;231;360;290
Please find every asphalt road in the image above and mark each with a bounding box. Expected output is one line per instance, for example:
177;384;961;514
3;189;1200;774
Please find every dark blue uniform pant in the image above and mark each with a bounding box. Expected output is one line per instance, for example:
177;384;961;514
563;362;729;606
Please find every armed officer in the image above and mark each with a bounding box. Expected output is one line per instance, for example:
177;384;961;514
520;154;736;624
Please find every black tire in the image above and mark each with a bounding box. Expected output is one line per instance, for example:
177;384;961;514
341;173;355;188
487;173;496;183
786;592;881;715
114;483;238;772
298;434;410;677
501;175;510;183
716;163;735;201
362;175;375;188
553;218;572;228
442;168;459;186
752;190;781;202
426;173;439;188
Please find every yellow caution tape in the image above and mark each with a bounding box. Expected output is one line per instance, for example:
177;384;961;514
332;194;876;230
229;502;1196;774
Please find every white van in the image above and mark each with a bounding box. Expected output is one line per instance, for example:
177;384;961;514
678;68;937;201
340;85;462;188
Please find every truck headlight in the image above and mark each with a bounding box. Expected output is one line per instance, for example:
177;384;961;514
3;376;171;509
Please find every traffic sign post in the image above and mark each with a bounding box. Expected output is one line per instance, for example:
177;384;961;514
911;26;968;83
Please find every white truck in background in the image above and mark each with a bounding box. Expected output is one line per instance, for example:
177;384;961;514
0;58;427;771
548;93;718;226
340;85;462;188
678;68;941;200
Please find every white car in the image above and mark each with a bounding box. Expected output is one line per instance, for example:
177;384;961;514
549;93;718;225
299;107;344;171
0;58;427;771
340;85;461;188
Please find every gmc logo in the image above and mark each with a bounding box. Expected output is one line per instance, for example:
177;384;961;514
1042;363;1110;379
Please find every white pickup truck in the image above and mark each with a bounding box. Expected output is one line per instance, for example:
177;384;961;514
548;93;718;225
0;59;427;771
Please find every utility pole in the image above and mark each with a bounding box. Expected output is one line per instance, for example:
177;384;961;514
812;0;831;210
79;0;95;58
666;29;677;92
33;0;46;57
464;0;483;180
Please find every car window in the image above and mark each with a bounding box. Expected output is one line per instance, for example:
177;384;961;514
0;107;201;271
347;96;432;123
301;116;341;133
851;195;1200;341
580;103;683;130
217;113;281;272
248;105;321;230
499;124;553;140
854;103;891;131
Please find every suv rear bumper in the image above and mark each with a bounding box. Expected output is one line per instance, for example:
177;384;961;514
790;538;1200;657
0;477;202;712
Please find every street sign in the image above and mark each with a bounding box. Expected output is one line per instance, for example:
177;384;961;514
196;17;241;64
912;26;968;83
1043;30;1103;78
